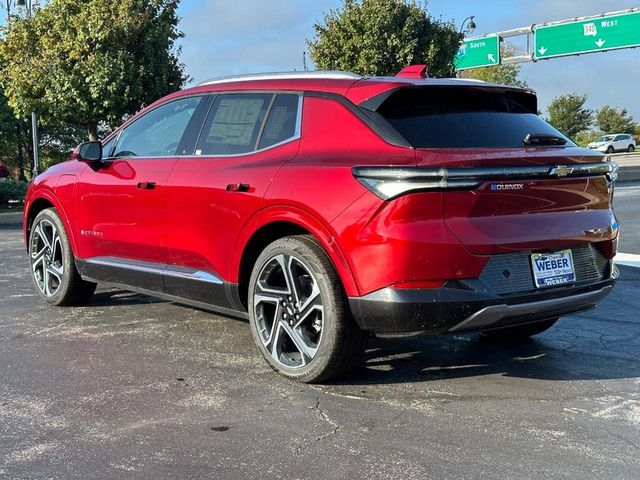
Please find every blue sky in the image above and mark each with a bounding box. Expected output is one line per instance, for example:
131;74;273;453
177;0;640;121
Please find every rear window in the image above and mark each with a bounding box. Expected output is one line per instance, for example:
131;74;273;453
377;87;573;149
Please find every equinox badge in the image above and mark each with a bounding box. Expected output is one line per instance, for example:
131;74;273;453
490;183;524;191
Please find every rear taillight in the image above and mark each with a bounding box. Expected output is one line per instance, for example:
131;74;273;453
353;162;618;200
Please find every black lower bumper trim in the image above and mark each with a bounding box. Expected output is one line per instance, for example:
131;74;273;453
348;279;615;334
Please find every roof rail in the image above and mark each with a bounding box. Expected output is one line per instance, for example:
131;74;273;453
198;70;362;86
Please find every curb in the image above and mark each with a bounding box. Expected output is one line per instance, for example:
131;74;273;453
0;211;23;225
617;165;640;182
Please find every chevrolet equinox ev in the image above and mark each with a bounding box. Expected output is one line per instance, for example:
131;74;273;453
23;66;619;382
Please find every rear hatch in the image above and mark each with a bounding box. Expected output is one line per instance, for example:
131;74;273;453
374;85;617;255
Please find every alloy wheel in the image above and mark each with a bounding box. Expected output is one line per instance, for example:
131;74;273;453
253;254;324;369
30;219;64;297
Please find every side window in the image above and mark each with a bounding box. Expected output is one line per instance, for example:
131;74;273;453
101;135;117;158
613;135;623;141
258;94;300;150
196;93;272;156
114;96;202;158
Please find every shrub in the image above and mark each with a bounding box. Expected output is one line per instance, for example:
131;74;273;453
0;179;28;207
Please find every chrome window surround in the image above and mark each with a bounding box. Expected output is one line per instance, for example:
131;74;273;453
193;92;303;158
102;92;303;161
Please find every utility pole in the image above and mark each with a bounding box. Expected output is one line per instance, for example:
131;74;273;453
15;0;40;177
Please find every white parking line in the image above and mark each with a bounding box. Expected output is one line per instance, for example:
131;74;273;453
615;253;640;268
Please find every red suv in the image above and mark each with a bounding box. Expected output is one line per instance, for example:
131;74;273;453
23;67;618;382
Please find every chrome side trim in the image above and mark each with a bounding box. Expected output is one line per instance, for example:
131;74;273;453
164;265;223;285
84;257;223;285
85;256;165;276
199;70;361;86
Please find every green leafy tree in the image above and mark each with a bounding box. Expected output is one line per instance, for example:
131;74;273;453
462;44;527;88
307;0;462;77
0;88;31;180
546;93;593;140
0;0;186;141
595;105;636;134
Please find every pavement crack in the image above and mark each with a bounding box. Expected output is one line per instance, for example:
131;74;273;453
294;395;341;455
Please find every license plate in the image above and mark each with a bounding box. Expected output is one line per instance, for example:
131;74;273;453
530;249;575;288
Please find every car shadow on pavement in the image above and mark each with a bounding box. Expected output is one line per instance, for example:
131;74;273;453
86;289;166;307
336;326;640;384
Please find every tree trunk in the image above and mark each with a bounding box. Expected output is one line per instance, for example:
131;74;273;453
87;122;99;141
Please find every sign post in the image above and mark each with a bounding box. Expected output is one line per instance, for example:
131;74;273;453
534;11;640;60
454;35;500;70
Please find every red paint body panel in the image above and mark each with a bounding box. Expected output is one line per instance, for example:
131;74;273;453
164;140;300;280
23;75;618;314
75;158;177;263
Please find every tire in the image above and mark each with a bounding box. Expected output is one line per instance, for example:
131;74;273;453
29;208;96;306
482;318;558;342
606;146;615;154
248;235;368;383
628;145;635;152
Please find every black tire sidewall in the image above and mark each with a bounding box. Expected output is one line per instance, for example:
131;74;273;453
247;236;345;382
29;208;77;305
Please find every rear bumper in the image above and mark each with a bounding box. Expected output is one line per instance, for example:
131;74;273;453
348;277;615;334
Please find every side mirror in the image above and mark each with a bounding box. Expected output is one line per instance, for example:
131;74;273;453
77;141;102;164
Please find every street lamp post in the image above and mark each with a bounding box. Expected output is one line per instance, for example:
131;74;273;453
459;16;476;36
457;16;477;78
15;0;40;177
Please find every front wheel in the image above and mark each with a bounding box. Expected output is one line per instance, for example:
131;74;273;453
606;146;615;154
248;235;367;383
628;145;635;152
29;208;96;305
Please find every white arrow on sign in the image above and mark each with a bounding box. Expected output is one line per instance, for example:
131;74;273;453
595;38;606;48
538;47;547;55
487;53;496;63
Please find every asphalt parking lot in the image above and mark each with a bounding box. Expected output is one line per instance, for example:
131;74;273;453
1;183;639;479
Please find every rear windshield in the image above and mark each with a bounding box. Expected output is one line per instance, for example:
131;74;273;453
377;87;574;149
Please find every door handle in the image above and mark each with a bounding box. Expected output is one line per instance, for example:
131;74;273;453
136;181;156;190
226;183;250;192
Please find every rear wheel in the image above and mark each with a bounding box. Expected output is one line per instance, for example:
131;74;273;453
628;145;635;152
482;319;557;342
29;208;96;306
248;235;367;383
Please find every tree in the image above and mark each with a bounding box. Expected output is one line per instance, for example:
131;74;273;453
595;106;636;134
0;0;186;141
546;94;593;140
461;44;527;88
307;0;462;78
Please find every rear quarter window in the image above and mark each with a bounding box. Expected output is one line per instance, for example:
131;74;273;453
377;87;573;149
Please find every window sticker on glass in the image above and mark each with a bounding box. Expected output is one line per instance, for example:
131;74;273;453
207;98;264;146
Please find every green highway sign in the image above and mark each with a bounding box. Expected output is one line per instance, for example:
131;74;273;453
534;11;640;60
454;35;500;70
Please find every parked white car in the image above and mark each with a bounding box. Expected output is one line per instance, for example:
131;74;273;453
588;134;636;153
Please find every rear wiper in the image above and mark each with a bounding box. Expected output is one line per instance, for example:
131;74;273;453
523;133;567;146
